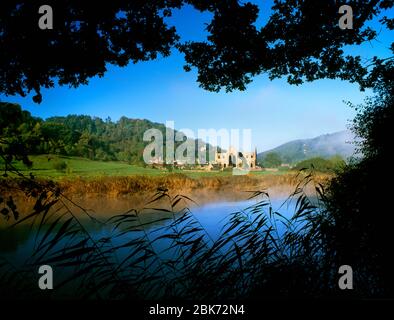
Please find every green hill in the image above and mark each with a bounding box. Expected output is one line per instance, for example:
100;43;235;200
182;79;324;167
0;102;212;165
258;131;357;164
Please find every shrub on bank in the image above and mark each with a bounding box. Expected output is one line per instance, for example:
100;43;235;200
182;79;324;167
52;159;68;172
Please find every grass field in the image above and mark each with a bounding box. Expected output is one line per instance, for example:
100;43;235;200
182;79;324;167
1;155;333;200
1;155;291;179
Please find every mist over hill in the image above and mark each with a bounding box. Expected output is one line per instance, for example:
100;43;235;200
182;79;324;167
258;130;357;164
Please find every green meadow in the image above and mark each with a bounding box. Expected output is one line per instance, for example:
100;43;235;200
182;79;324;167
2;155;290;180
3;155;165;178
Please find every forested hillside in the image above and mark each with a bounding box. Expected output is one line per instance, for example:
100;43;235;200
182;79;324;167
0;102;207;165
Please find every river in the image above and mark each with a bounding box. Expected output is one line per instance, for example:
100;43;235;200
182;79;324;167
0;194;304;262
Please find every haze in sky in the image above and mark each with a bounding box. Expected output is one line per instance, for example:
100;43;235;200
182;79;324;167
1;3;392;151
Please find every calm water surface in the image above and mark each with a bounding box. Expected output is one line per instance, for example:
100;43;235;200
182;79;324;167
0;196;304;265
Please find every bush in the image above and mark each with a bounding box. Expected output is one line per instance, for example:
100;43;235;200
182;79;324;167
53;159;68;171
261;152;282;168
293;156;344;173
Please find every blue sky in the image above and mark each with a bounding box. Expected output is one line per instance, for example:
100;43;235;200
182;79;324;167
1;2;392;151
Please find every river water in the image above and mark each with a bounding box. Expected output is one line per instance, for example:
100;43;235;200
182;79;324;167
0;195;302;262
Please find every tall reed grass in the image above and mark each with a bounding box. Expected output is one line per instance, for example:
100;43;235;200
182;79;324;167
1;172;331;198
0;169;348;300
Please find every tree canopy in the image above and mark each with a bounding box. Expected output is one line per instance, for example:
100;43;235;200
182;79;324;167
0;102;215;165
0;0;392;102
293;156;345;172
261;152;282;168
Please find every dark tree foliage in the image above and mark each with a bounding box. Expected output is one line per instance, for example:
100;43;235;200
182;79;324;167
0;0;183;103
0;0;393;102
0;102;40;167
325;69;394;297
181;0;393;91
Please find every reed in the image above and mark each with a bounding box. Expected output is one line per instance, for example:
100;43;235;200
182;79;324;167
0;169;345;299
1;172;331;199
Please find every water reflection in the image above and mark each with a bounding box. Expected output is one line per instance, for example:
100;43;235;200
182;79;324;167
0;195;303;265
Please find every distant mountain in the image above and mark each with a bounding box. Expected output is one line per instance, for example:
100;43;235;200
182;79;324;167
258;130;357;164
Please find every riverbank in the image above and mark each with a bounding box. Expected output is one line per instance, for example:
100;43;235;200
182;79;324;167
1;172;331;215
2;172;331;196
